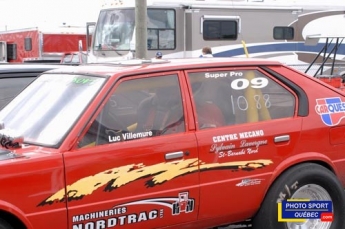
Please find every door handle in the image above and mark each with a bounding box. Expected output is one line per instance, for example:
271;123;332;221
274;135;290;143
165;151;184;160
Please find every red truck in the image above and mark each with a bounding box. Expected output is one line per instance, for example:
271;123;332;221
0;57;345;229
0;27;86;63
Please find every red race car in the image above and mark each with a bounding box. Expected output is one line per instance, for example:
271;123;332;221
0;58;345;229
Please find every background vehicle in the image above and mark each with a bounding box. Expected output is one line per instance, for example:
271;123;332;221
86;0;345;76
0;27;87;63
0;63;68;110
60;51;87;65
0;58;345;228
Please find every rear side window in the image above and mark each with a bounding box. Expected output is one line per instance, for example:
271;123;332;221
187;69;295;129
0;77;35;110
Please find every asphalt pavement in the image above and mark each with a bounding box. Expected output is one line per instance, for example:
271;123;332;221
220;223;252;228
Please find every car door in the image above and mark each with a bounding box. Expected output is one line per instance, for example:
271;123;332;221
62;72;199;229
185;67;303;223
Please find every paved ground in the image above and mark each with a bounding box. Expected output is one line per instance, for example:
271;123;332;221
216;223;251;228
224;225;251;228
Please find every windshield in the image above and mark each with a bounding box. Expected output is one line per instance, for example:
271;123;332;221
93;8;176;52
0;74;106;147
94;9;135;51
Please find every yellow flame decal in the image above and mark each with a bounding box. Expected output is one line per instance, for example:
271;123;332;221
39;159;272;206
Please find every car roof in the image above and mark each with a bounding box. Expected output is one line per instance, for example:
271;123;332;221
46;57;283;77
0;63;68;73
0;63;74;78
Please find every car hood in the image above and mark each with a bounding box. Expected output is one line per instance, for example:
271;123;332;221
0;148;26;161
0;145;60;164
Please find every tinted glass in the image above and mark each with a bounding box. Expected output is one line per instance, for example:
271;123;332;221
147;9;175;50
274;27;294;40
203;20;238;40
188;69;295;129
80;74;185;147
0;77;35;110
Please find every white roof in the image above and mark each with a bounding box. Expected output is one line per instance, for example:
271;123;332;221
100;0;345;10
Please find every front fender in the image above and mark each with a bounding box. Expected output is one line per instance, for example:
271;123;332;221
0;199;33;229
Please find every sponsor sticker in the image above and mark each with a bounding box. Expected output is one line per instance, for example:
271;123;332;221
236;178;264;187
315;97;345;126
277;199;333;222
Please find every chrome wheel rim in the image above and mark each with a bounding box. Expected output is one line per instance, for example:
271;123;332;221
286;184;332;229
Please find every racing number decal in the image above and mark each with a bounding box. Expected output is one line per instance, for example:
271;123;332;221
231;77;269;90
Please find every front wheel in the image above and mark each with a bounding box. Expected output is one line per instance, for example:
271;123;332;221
252;163;345;229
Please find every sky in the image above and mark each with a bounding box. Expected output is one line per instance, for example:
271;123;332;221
0;0;100;31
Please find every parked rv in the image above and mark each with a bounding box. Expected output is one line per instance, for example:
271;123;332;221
86;0;345;76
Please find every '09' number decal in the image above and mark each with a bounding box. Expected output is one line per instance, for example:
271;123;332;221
231;78;268;90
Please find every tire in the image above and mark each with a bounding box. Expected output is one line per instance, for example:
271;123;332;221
0;219;13;229
252;163;345;229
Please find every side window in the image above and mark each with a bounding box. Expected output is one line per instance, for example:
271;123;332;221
202;16;239;40
147;9;175;50
0;77;35;110
61;54;72;64
79;74;185;147
274;26;294;40
188;70;295;129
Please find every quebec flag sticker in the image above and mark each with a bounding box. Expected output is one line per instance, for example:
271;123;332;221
315;97;345;126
